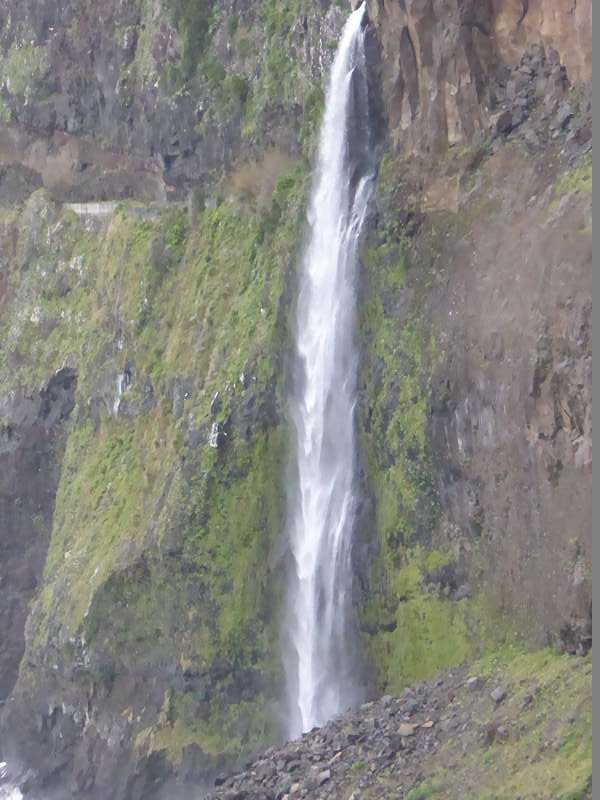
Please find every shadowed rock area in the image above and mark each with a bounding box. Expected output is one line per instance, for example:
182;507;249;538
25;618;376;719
0;367;77;700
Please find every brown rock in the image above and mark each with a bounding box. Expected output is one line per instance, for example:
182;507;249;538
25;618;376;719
398;723;416;737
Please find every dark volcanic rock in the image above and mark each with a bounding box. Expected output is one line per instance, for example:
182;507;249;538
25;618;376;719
0;367;77;701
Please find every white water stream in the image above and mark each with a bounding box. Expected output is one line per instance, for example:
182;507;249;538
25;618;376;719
284;2;374;737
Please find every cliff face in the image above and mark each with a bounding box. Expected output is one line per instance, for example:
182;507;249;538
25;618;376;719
0;0;345;201
355;0;591;695
0;0;591;797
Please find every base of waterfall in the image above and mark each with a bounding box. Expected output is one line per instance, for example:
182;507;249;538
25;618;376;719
0;788;22;800
206;649;591;800
0;764;22;800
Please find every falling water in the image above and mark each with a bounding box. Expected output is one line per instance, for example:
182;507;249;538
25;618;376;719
285;2;374;737
0;787;22;800
0;763;22;800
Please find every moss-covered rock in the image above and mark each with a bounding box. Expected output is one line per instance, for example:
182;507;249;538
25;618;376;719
355;105;592;701
0;164;310;794
356;154;478;693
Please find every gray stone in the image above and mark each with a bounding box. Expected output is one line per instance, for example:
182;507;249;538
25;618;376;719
317;769;331;785
490;687;506;704
404;698;420;714
454;583;472;600
521;693;534;709
556;102;574;129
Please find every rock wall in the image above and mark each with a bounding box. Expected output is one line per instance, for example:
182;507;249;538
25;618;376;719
0;0;345;201
366;0;592;153
0;368;76;699
492;0;592;82
0;175;309;796
357;10;591;692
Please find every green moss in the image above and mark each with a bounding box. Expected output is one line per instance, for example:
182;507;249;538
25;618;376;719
299;85;324;149
11;163;311;772
357;153;519;692
1;43;50;101
391;595;470;681
554;153;592;199
0;97;10;122
166;0;216;83
358;188;468;690
72;426;286;766
239;0;323;153
237;35;256;60
362;548;472;692
202;54;227;87
137;687;276;766
419;649;592;800
406;783;446;800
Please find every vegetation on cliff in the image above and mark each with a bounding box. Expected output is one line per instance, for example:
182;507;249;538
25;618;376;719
1;161;310;772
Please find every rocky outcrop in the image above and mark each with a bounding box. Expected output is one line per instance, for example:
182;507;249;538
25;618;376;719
492;0;592;83
366;0;591;153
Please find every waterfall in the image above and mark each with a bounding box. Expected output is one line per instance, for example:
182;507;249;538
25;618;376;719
284;2;374;737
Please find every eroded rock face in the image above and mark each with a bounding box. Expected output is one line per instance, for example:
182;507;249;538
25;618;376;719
427;143;592;649
367;0;495;152
0;367;77;700
357;40;591;686
492;0;592;83
366;0;591;152
0;0;346;201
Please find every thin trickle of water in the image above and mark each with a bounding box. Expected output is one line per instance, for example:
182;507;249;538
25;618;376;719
112;374;125;417
284;2;374;737
112;367;131;417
